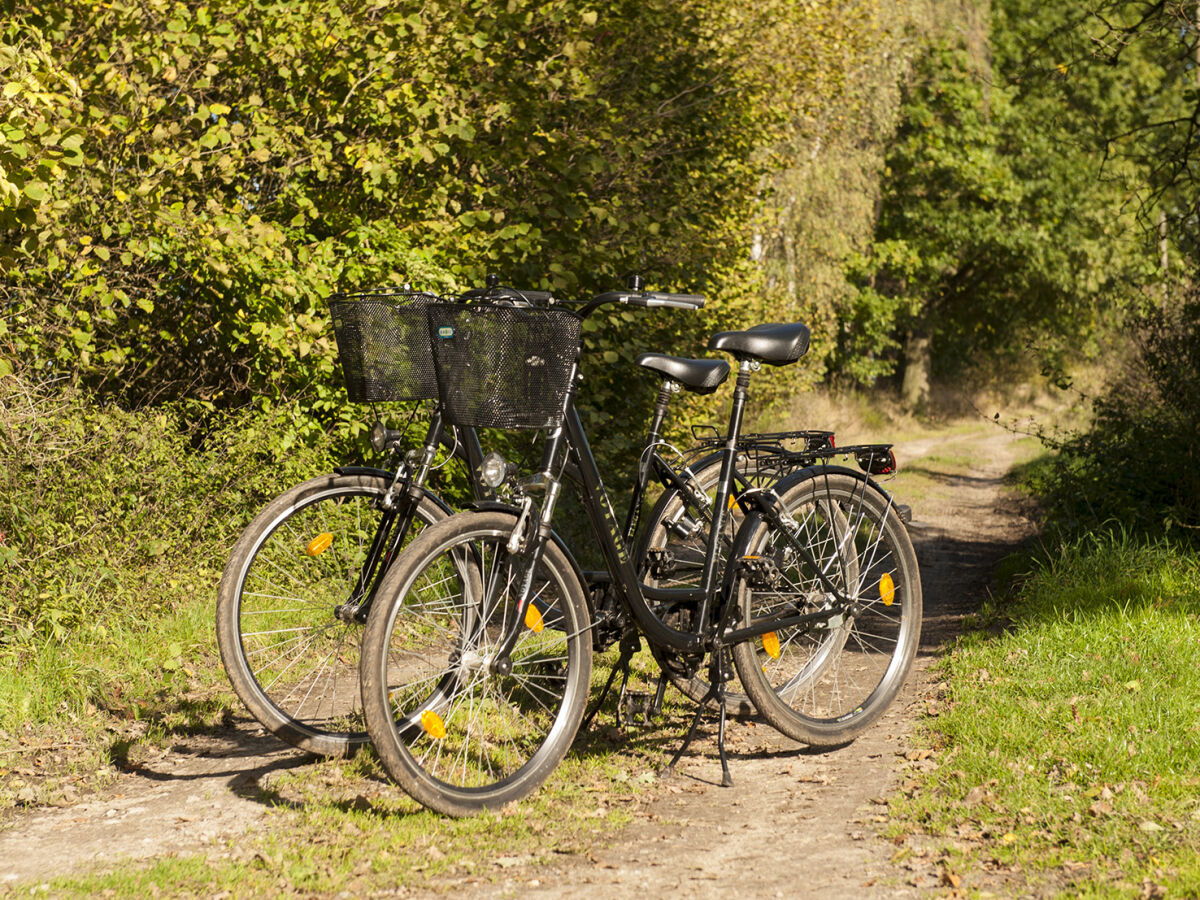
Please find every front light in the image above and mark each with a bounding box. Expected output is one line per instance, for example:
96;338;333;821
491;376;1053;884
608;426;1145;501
370;421;388;453
479;451;508;488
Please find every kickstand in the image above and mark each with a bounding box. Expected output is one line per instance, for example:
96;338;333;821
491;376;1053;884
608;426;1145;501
661;651;733;787
582;631;641;732
649;671;668;719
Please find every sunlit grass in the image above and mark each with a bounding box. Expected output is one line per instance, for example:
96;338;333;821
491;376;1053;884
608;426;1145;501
894;533;1200;896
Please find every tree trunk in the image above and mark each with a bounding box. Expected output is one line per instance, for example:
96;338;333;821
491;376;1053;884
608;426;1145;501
901;327;932;411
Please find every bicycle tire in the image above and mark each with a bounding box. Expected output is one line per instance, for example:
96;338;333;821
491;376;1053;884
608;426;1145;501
730;472;921;746
217;471;446;757
361;510;592;815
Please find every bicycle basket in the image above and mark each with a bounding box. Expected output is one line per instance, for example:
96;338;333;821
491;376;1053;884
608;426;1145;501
427;303;582;429
329;289;440;402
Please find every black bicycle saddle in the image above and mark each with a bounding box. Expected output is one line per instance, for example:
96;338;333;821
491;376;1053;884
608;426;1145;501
635;353;730;394
706;322;810;366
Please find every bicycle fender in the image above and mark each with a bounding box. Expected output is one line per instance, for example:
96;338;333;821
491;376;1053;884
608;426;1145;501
460;502;593;617
759;464;891;504
463;499;522;515
333;466;455;517
334;464;396;480
720;465;895;598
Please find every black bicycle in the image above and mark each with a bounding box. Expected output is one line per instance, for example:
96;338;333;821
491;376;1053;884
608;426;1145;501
359;289;922;815
216;288;484;756
215;280;856;756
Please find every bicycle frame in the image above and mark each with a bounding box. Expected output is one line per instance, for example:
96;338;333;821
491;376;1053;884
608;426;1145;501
338;407;490;622
497;358;858;664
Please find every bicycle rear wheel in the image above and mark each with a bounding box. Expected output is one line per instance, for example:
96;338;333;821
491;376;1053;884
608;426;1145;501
360;511;592;816
217;472;445;757
730;472;921;746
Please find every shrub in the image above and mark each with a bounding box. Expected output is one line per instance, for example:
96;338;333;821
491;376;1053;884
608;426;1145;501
0;376;342;649
1029;290;1200;542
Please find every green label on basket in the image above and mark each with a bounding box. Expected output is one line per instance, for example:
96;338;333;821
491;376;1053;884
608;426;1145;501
437;326;455;339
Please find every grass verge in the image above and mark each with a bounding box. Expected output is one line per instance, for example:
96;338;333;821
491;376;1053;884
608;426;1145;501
4;645;689;898
892;532;1200;898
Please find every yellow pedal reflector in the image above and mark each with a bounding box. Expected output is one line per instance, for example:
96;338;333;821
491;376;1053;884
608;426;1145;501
762;631;781;659
305;533;333;557
420;709;446;740
880;572;895;606
524;603;545;633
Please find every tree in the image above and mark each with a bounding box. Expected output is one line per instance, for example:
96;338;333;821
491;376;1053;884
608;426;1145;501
844;2;1161;406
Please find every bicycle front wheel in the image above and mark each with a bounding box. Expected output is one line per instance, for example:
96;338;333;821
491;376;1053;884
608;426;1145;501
361;511;592;816
730;472;921;746
217;472;446;757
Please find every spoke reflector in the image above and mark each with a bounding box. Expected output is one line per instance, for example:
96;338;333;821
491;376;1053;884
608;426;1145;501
880;572;895;606
524;603;545;633
305;533;333;557
420;709;446;740
762;631;781;659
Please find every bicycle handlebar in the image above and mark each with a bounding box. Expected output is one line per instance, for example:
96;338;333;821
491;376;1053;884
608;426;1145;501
459;278;706;315
585;290;706;314
460;286;555;305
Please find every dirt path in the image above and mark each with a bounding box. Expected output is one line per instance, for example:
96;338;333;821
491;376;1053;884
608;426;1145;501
462;423;1038;898
0;421;1035;895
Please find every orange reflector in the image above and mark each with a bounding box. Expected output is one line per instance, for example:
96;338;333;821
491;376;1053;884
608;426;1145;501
728;493;738;510
880;572;895;606
762;631;781;659
420;709;446;740
525;603;545;633
305;533;333;557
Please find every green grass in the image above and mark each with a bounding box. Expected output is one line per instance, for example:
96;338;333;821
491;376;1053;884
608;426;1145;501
0;570;235;810
4;644;688;897
893;533;1200;897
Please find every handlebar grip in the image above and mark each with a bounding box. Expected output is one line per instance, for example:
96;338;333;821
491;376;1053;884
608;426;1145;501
594;291;705;309
642;291;705;309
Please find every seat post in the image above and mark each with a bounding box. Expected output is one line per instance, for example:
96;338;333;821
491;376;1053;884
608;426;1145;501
623;379;679;542
693;359;754;629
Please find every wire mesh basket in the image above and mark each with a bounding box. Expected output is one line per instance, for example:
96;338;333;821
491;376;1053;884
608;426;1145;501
329;289;440;402
427;303;582;429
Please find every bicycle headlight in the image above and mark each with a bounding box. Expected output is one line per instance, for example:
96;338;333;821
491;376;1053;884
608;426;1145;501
370;421;388;453
479;451;509;488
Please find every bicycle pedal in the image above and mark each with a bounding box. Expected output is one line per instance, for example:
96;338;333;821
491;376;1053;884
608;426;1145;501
620;690;658;726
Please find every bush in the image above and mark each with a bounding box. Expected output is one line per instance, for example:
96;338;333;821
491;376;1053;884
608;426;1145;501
0;376;343;650
1029;290;1200;541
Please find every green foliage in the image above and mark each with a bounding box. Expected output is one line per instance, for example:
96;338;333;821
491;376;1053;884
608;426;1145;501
1054;1;1200;260
842;2;1160;389
0;0;876;435
1027;290;1200;541
0;375;339;652
756;0;929;389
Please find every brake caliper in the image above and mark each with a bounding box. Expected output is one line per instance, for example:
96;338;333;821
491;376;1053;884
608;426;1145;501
646;548;676;579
